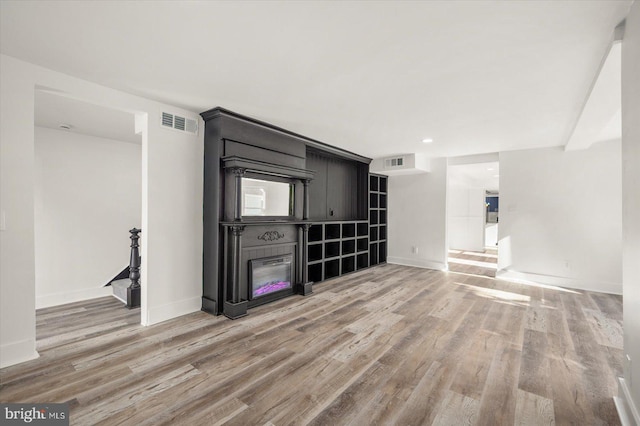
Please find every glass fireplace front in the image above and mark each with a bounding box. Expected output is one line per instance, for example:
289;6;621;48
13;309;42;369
249;254;293;299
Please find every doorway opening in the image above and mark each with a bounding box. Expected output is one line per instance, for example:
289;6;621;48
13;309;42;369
33;89;143;349
447;158;499;277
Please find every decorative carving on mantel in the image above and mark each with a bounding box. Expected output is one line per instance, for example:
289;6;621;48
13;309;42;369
231;167;246;176
231;224;245;236
300;223;312;232
258;230;285;242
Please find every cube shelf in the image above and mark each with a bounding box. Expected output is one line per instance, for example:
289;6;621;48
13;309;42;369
357;237;368;252
370;226;378;241
342;223;356;238
309;225;323;242
370;175;379;192
342;239;356;255
325;241;340;258
370;193;378;208
325;259;340;279
357;253;369;270
325;224;340;240
342;256;355;274
369;174;387;266
308;263;323;283
308;243;323;262
304;220;370;283
370;243;379;265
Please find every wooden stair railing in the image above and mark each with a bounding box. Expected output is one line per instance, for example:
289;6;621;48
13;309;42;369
127;228;141;309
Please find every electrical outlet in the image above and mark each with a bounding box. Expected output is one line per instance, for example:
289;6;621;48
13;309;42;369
411;246;419;254
415;246;419;254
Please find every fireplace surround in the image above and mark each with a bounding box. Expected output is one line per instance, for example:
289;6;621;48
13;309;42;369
201;107;373;319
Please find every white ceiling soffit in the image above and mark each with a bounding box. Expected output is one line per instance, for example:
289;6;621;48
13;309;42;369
370;153;431;175
34;90;140;144
565;41;622;151
1;1;633;159
449;161;500;191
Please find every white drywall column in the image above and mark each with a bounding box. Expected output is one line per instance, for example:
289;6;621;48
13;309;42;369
0;55;204;367
387;159;448;270
497;142;622;294
0;58;39;367
621;0;640;420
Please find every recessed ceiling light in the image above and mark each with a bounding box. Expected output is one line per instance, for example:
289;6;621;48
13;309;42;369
487;167;494;171
493;174;500;178
59;123;73;130
422;138;434;144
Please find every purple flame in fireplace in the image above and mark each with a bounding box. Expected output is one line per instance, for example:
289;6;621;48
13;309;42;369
251;255;293;299
253;280;291;297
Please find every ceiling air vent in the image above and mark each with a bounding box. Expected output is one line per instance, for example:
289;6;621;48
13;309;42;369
384;157;405;168
370;153;431;175
161;112;198;135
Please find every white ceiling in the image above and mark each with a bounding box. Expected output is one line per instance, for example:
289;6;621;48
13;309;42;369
0;1;632;159
34;91;140;144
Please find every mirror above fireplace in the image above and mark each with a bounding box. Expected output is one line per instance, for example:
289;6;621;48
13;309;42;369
241;177;293;217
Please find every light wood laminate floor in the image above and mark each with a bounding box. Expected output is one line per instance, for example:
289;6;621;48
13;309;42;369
0;264;623;425
448;248;498;278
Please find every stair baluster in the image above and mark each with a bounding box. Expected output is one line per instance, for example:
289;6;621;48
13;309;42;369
127;228;141;309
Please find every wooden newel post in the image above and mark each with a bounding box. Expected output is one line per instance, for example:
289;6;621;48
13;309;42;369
127;228;141;309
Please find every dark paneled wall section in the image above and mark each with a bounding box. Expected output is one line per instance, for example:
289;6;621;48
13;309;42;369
200;107;387;318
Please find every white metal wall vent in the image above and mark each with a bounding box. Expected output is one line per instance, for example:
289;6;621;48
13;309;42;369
384;157;405;168
161;112;198;135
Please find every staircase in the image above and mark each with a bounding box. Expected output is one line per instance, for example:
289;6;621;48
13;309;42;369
111;279;131;304
108;228;141;309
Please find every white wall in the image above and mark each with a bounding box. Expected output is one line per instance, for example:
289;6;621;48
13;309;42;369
34;127;141;308
0;55;38;367
485;223;498;247
620;0;640;419
387;158;448;270
497;141;622;294
448;181;485;252
0;54;203;368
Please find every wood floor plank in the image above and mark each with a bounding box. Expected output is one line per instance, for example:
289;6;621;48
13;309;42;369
0;264;624;425
475;342;522;425
519;328;552;399
514;388;555;426
431;390;480;425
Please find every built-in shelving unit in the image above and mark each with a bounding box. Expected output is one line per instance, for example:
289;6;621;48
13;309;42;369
369;174;388;266
306;173;388;284
307;221;370;283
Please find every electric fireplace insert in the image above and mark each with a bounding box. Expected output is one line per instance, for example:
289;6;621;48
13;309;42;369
249;254;294;299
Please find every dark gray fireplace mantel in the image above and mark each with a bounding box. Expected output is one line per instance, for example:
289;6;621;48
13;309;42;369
201;107;371;319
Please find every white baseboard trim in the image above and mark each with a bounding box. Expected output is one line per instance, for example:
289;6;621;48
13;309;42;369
496;269;622;295
615;377;640;426
0;338;39;369
387;256;447;271
146;296;201;326
36;286;113;309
